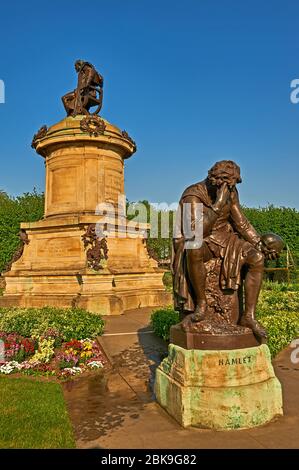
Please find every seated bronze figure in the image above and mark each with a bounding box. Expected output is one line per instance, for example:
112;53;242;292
62;60;103;116
172;160;284;342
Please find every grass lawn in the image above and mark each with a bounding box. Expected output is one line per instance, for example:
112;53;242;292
0;375;75;448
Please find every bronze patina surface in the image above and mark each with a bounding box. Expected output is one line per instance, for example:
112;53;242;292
172;160;284;349
62;60;104;116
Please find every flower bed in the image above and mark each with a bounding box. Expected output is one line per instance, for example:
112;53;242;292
0;329;107;380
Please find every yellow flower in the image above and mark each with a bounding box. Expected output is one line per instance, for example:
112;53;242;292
80;350;93;359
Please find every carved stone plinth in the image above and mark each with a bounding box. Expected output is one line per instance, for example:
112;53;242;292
155;344;283;429
0;116;171;314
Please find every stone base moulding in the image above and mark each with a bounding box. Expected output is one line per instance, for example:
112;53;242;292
155;343;283;430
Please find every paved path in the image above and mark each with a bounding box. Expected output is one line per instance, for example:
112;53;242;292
63;308;299;449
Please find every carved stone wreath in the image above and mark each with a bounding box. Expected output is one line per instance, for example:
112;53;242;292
80;115;106;137
82;224;108;271
31;125;48;149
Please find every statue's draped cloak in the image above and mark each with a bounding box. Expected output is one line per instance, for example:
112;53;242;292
172;180;260;312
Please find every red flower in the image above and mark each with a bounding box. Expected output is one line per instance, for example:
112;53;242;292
63;339;82;350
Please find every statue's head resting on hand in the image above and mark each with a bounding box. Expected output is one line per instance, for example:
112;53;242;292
207;160;242;190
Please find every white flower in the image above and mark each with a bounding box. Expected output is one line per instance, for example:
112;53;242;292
63;367;82;375
87;361;103;369
0;361;23;374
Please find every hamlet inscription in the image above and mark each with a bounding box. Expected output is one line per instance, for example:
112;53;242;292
218;356;253;366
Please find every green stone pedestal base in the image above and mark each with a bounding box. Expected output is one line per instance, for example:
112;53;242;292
155;344;283;430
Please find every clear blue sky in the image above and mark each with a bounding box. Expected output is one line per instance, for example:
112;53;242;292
0;0;299;209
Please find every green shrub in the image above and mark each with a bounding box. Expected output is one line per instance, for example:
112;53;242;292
257;290;299;317
255;283;299;355
262;280;299;292
162;271;173;292
0;306;104;341
258;312;299;357
151;306;180;341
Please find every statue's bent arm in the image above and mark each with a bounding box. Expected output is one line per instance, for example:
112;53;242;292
230;191;260;246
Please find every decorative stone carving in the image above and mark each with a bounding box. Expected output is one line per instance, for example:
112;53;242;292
82;224;108;271
80;115;106;136
122;130;137;152
5;230;29;272
31;125;48;149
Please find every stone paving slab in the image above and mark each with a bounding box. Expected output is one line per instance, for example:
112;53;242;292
101;307;155;334
64;307;299;449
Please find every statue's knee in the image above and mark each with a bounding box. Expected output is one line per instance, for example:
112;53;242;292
248;249;264;267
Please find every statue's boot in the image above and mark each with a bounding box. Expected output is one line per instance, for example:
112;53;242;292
240;314;267;339
240;263;267;340
181;301;207;332
191;301;208;322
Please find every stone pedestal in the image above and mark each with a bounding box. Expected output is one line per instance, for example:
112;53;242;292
155;344;283;429
0;116;171;314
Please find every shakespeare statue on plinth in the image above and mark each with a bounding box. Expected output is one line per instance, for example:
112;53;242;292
155;160;284;429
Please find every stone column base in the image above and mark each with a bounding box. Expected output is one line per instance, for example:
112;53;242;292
0;286;171;315
155;344;283;430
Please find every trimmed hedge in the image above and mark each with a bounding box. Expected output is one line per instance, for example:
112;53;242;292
151;306;180;341
0;306;104;341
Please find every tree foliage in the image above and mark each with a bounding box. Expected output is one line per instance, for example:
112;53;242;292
0;190;44;273
128;200;299;269
127;199;175;260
